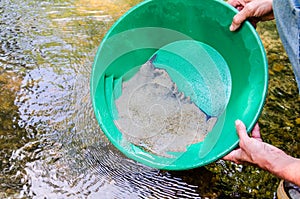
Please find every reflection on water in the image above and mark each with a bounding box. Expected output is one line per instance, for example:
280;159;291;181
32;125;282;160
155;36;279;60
0;0;299;198
0;0;205;198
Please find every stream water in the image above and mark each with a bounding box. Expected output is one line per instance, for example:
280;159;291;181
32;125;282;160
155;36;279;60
0;0;299;198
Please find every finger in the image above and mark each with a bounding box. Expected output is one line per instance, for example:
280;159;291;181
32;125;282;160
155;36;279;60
251;123;262;141
227;0;241;7
230;5;253;31
223;149;242;164
235;120;249;141
236;5;244;11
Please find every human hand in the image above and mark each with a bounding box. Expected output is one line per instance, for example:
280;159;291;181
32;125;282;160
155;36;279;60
223;120;300;186
227;0;274;31
223;119;288;167
223;120;264;164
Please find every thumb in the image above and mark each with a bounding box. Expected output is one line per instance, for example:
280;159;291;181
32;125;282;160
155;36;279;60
235;120;250;144
230;8;251;31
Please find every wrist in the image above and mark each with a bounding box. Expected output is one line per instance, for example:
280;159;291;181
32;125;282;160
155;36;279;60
250;144;300;186
251;143;287;171
254;144;298;180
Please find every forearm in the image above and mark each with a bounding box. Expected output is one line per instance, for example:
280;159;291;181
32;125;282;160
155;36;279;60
254;143;300;186
272;156;300;186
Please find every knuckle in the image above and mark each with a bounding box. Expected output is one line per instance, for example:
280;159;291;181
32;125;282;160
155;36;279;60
244;3;255;15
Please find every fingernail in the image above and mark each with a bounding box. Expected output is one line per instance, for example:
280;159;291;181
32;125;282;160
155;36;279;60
235;120;241;125
229;24;239;31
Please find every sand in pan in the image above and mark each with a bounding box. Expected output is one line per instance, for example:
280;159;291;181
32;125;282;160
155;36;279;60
114;61;217;157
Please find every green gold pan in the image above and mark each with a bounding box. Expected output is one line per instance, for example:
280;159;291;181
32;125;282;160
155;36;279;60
90;0;268;170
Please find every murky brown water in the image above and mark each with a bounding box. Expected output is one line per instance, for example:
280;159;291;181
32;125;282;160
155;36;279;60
0;0;299;198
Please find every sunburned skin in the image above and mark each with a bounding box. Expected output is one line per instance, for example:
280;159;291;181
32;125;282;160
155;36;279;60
114;61;217;157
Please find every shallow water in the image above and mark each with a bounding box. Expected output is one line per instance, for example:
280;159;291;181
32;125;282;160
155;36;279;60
0;0;299;198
